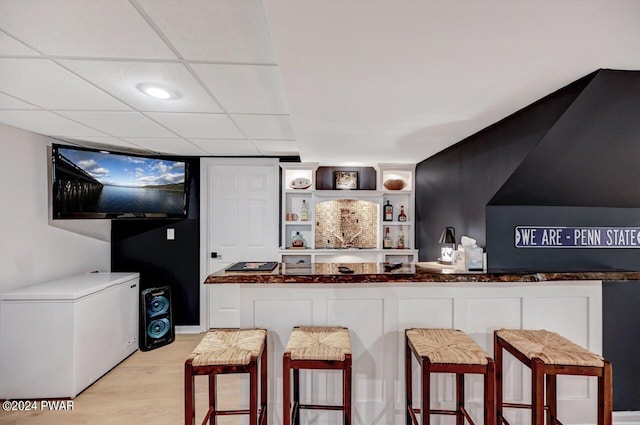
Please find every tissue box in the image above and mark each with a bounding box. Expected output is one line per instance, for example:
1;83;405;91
465;246;483;271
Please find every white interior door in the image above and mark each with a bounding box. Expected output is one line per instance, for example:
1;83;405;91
208;162;278;270
200;158;279;328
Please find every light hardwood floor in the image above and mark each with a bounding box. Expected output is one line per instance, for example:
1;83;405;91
0;334;242;425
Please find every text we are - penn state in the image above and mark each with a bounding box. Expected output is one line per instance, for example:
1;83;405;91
514;226;640;248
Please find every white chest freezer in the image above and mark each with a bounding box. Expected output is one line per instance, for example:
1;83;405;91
0;272;139;399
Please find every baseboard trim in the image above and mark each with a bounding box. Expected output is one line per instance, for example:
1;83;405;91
175;325;202;334
615;411;640;425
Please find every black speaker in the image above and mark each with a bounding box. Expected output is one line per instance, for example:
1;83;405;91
140;286;175;351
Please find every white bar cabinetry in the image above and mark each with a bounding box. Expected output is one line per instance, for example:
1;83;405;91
280;163;419;263
207;280;603;425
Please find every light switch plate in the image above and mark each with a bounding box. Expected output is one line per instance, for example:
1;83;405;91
167;228;175;240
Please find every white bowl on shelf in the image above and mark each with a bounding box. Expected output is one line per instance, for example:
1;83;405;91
290;177;312;189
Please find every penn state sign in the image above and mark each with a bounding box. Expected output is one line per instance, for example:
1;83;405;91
515;226;640;248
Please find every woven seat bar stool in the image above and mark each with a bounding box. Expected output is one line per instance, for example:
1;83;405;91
283;326;352;425
405;328;495;425
494;329;612;425
185;328;267;425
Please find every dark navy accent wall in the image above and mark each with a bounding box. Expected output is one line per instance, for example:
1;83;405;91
415;72;594;261
603;281;640;410
111;218;199;326
415;69;640;410
487;206;640;272
111;158;200;326
490;70;640;208
487;70;640;272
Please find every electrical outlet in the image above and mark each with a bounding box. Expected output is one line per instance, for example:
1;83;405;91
167;228;175;240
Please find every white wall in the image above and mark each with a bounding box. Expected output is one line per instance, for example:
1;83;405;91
0;123;110;292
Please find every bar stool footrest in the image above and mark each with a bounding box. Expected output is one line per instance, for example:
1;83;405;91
408;407;477;425
299;403;345;411
407;406;419;425
213;408;266;415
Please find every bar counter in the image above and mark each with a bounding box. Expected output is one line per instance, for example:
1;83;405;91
204;261;640;284
204;262;623;425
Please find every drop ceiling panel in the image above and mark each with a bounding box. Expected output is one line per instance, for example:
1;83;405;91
60;136;145;151
0;110;108;137
137;0;277;63
1;1;638;161
0;0;175;59
189;139;261;156
0;58;130;110
253;139;298;156
0;31;39;56
122;137;206;155
232;114;294;140
192;64;289;114
146;112;244;139
56;111;176;137
0;93;39;109
59;60;222;113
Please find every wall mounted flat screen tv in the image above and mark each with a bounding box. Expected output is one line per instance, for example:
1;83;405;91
52;144;188;219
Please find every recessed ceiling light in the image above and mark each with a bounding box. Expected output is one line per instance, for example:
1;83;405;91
137;83;180;100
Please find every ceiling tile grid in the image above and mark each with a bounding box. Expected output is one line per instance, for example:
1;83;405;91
0;92;39;110
56;111;178;138
191;63;289;114
2;1;640;162
0;58;131;110
122;137;207;155
0;0;176;59
135;0;278;63
0;31;40;56
188;138;262;156
0;110;109;138
252;139;298;156
60;136;147;152
58;60;224;113
231;114;295;140
145;112;245;139
0;0;296;157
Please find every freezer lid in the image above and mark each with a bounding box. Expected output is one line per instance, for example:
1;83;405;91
0;272;140;301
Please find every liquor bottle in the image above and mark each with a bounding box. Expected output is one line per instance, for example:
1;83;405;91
397;226;405;249
398;205;407;222
300;199;309;221
383;227;393;249
292;231;305;248
384;200;393;221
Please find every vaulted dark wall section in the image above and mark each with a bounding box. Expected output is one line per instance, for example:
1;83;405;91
488;70;640;272
415;72;594;261
415;69;640;410
490;70;640;208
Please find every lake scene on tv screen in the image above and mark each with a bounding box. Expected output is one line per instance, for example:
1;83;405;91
56;148;185;215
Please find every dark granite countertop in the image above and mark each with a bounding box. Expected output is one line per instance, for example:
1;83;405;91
204;262;640;284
